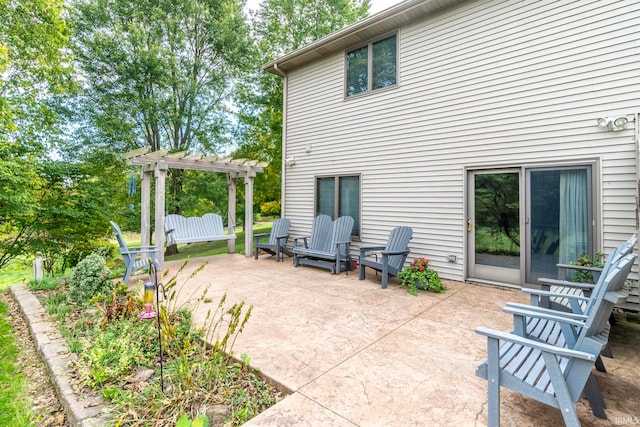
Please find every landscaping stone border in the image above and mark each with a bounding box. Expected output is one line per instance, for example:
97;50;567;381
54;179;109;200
9;284;111;427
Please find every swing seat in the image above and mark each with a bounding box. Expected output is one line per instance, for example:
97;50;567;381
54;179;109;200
165;213;236;246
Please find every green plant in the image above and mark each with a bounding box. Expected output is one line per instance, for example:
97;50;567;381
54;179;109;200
28;276;63;292
0;299;33;425
398;257;446;295
68;252;113;305
177;414;210;427
571;252;604;284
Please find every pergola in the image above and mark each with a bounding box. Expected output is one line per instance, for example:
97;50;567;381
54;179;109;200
125;147;269;268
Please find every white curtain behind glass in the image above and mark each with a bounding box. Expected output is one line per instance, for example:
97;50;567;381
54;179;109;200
559;170;588;265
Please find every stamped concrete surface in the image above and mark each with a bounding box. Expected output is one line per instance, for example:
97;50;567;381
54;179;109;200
161;254;640;427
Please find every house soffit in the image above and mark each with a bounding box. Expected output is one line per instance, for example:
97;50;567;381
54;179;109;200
262;0;465;75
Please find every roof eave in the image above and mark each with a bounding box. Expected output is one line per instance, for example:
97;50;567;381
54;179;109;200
262;0;464;75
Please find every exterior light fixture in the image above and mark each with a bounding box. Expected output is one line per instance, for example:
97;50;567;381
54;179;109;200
597;115;629;131
285;157;296;166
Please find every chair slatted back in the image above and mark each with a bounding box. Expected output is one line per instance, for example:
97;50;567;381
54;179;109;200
385;226;413;271
330;216;355;255
268;218;291;246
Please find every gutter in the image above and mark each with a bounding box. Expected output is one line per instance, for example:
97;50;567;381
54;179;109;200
275;63;289;218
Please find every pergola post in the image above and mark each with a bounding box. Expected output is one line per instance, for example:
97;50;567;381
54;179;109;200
245;172;255;257
154;162;168;268
140;166;152;246
227;173;237;254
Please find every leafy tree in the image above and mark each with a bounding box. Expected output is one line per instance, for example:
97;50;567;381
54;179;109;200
234;0;370;217
71;0;253;226
0;0;75;269
71;0;252;155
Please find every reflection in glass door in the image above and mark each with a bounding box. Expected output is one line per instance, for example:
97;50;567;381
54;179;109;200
468;171;521;285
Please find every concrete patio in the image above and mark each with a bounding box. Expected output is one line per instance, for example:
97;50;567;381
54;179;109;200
162;254;640;426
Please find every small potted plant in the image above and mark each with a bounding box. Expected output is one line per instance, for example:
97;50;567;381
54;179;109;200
398;257;446;295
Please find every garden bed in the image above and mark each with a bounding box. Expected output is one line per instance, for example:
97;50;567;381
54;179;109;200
25;259;286;426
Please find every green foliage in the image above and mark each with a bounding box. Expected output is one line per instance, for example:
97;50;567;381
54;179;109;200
260;200;281;217
28;276;63;292
32;259;284;425
0;299;33;425
571;251;604;284
71;0;252;154
398;257;446;295
78;319;156;387
177;414;210;427
68;253;112;305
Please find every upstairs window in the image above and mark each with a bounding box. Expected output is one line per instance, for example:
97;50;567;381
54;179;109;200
346;34;397;97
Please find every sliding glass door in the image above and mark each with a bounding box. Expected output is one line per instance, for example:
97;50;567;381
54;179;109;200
467;165;594;286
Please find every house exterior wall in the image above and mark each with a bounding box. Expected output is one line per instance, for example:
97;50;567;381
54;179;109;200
281;0;640;283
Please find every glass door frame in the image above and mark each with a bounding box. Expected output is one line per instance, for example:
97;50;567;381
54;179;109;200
466;168;523;287
466;162;598;288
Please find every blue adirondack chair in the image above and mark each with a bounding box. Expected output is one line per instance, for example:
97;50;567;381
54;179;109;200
476;253;636;426
293;215;354;274
254;217;292;261
110;221;159;283
358;226;413;288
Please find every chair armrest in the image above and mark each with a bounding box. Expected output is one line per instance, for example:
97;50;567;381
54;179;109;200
557;263;603;272
538;278;595;291
254;233;270;238
503;301;588;321
360;245;386;254
475;326;597;361
503;304;588;326
381;249;410;256
293;236;309;248
521;287;592;301
127;245;159;252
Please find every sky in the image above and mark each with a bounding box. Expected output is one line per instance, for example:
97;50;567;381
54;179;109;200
245;0;405;15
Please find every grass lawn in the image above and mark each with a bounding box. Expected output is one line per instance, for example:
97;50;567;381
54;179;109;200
0;299;33;426
165;223;272;261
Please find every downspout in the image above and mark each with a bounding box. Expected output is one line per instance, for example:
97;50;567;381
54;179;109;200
274;63;288;218
636;112;639;232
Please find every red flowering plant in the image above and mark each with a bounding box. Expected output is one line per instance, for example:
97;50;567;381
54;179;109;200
397;257;446;295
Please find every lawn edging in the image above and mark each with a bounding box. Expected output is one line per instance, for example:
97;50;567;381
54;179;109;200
9;284;110;427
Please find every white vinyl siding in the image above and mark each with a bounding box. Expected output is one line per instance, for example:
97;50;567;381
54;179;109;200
282;0;640;282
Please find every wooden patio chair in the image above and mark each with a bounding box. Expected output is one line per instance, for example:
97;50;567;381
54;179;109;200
533;235;636;314
254;217;292;261
476;253;636;426
110;221;159;283
293;215;354;274
358;226;413;288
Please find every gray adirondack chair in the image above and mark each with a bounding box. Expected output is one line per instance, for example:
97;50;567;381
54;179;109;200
292;214;333;253
254;217;292;261
358;226;413;288
110;221;159;283
504;244;636;418
293;215;354;274
534;235;636;313
476;253;636;426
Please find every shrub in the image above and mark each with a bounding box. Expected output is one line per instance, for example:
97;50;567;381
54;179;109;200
68;253;113;305
260;201;281;217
